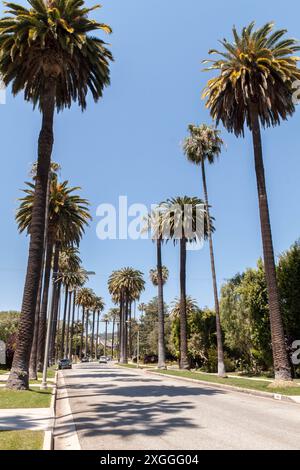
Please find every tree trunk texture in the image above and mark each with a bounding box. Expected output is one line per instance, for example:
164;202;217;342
37;235;54;372
157;239;166;369
201;158;226;377
60;286;69;359
250;103;291;381
179;238;189;369
91;309;96;359
7;78;56;390
65;291;72;358
79;307;85;360
69;290;76;360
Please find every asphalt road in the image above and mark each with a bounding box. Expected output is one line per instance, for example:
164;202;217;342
54;363;300;450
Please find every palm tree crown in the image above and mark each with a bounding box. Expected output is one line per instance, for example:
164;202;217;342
202;22;300;135
108;268;145;303
76;287;94;310
159;196;213;244
16;179;91;246
0;0;113;110
149;266;169;286
183;124;223;165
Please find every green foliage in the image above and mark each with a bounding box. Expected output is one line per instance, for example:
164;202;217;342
0;311;20;343
220;261;272;371
278;240;300;342
136;297;171;357
220;242;300;374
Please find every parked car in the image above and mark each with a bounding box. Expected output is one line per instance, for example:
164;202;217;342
81;356;89;363
58;358;72;370
99;356;108;364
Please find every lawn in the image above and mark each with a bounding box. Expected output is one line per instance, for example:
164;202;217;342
0;369;8;375
0;388;52;408
0;431;44;450
153;369;300;396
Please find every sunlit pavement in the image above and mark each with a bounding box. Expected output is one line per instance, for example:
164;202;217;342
54;363;300;450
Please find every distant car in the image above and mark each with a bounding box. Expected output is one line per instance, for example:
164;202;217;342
58;358;72;370
81;356;89;363
99;356;107;364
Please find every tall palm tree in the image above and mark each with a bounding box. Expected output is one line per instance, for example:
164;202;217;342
29;162;59;379
1;0;113;390
146;211;170;370
159;197;211;369
107;308;119;359
149;264;169;369
16;179;91;370
91;296;105;360
108;268;145;363
68;269;88;359
76;287;94;360
57;247;82;359
202;22;300;381
183;124;226;377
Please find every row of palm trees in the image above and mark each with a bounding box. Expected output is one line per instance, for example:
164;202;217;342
1;0;113;390
1;0;298;387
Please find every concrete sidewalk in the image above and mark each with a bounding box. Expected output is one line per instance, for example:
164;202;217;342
0;408;53;431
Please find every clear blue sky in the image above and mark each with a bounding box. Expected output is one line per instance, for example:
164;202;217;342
1;0;300;318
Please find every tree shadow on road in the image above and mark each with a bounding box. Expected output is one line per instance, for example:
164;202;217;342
55;380;224;447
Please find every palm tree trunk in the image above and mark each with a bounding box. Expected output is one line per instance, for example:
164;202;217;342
91;309;96;360
65;291;72;358
119;294;126;363
29;273;43;380
85;310;89;357
104;320;108;357
112;318;115;359
60;286;69;359
79;307;85;360
37;236;54;372
7;78;56;390
95;311;100;360
49;243;60;364
157;238;166;369
250;103;291;381
29;171;52;379
69;290;76;361
201;158;226;377
128;302;132;358
179;238;189;369
124;294;129;363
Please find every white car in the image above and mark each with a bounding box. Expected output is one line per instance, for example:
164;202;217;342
99;356;108;364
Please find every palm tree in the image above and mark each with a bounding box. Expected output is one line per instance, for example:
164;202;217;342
91;296;105;360
107;308;119;359
202;22;300;381
1;0;113;390
29;162;60;379
57;248;82;359
146;211;170;370
149;264;169;369
159;197;211;369
108;268;145;363
16;178;91;370
68;269;88;359
76;287;94;360
183;124;226;377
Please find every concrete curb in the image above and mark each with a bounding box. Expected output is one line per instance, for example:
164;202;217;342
147;370;300;405
53;371;81;450
43;371;58;451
